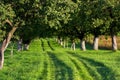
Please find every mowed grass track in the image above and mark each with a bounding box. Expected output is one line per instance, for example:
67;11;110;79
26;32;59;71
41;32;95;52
0;39;120;80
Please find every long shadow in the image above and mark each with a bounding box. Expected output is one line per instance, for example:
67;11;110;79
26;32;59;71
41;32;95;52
47;40;54;51
69;55;101;80
67;52;116;80
115;58;120;79
47;51;73;80
41;39;45;51
69;58;94;80
38;61;48;80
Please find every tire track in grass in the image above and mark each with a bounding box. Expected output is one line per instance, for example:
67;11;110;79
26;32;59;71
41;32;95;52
47;51;74;80
29;39;42;51
47;40;54;51
38;52;48;80
46;52;56;80
68;56;93;80
22;39;45;79
41;39;52;51
37;39;48;80
39;52;56;80
17;39;45;80
44;39;56;80
45;39;51;51
67;52;116;80
41;39;45;51
39;39;55;80
48;40;82;80
66;51;101;80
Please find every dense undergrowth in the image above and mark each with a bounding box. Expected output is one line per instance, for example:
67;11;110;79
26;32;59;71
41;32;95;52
0;38;120;80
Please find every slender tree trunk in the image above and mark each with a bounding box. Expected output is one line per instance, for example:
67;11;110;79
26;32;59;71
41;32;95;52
0;49;4;69
71;41;75;51
60;38;63;46
73;42;75;50
55;38;58;42
93;36;99;50
17;39;22;51
67;41;68;48
66;38;68;48
111;35;117;51
57;36;61;44
0;27;17;69
80;39;86;51
63;40;66;48
57;38;60;44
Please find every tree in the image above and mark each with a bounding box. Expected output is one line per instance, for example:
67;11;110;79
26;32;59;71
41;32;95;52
100;0;120;51
41;0;78;49
0;0;46;69
0;2;18;69
67;0;92;51
88;0;106;50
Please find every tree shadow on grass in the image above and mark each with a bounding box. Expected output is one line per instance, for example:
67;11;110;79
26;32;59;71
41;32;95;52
47;51;73;80
68;54;102;80
38;61;48;80
67;52;116;80
47;40;54;51
41;39;45;51
114;58;120;80
69;57;94;80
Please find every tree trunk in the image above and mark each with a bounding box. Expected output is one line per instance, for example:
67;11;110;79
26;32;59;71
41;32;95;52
60;38;63;46
71;41;75;51
80;39;86;51
93;36;99;50
24;44;29;50
63;40;66;48
17;39;22;51
111;35;117;51
67;41;68;48
0;49;4;69
0;27;17;69
57;39;60;44
55;38;58;42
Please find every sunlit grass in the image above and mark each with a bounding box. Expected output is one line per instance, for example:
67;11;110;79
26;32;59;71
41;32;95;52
0;38;120;80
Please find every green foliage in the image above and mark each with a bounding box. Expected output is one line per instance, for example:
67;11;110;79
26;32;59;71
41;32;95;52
0;2;16;40
44;0;77;28
0;3;15;22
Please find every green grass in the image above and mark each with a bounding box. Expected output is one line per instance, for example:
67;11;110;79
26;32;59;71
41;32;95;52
0;38;120;80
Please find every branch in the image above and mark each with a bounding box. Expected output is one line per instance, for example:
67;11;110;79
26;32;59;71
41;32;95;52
2;19;13;27
1;21;20;51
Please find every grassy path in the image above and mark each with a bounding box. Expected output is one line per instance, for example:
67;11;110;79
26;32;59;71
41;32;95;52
0;39;120;80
